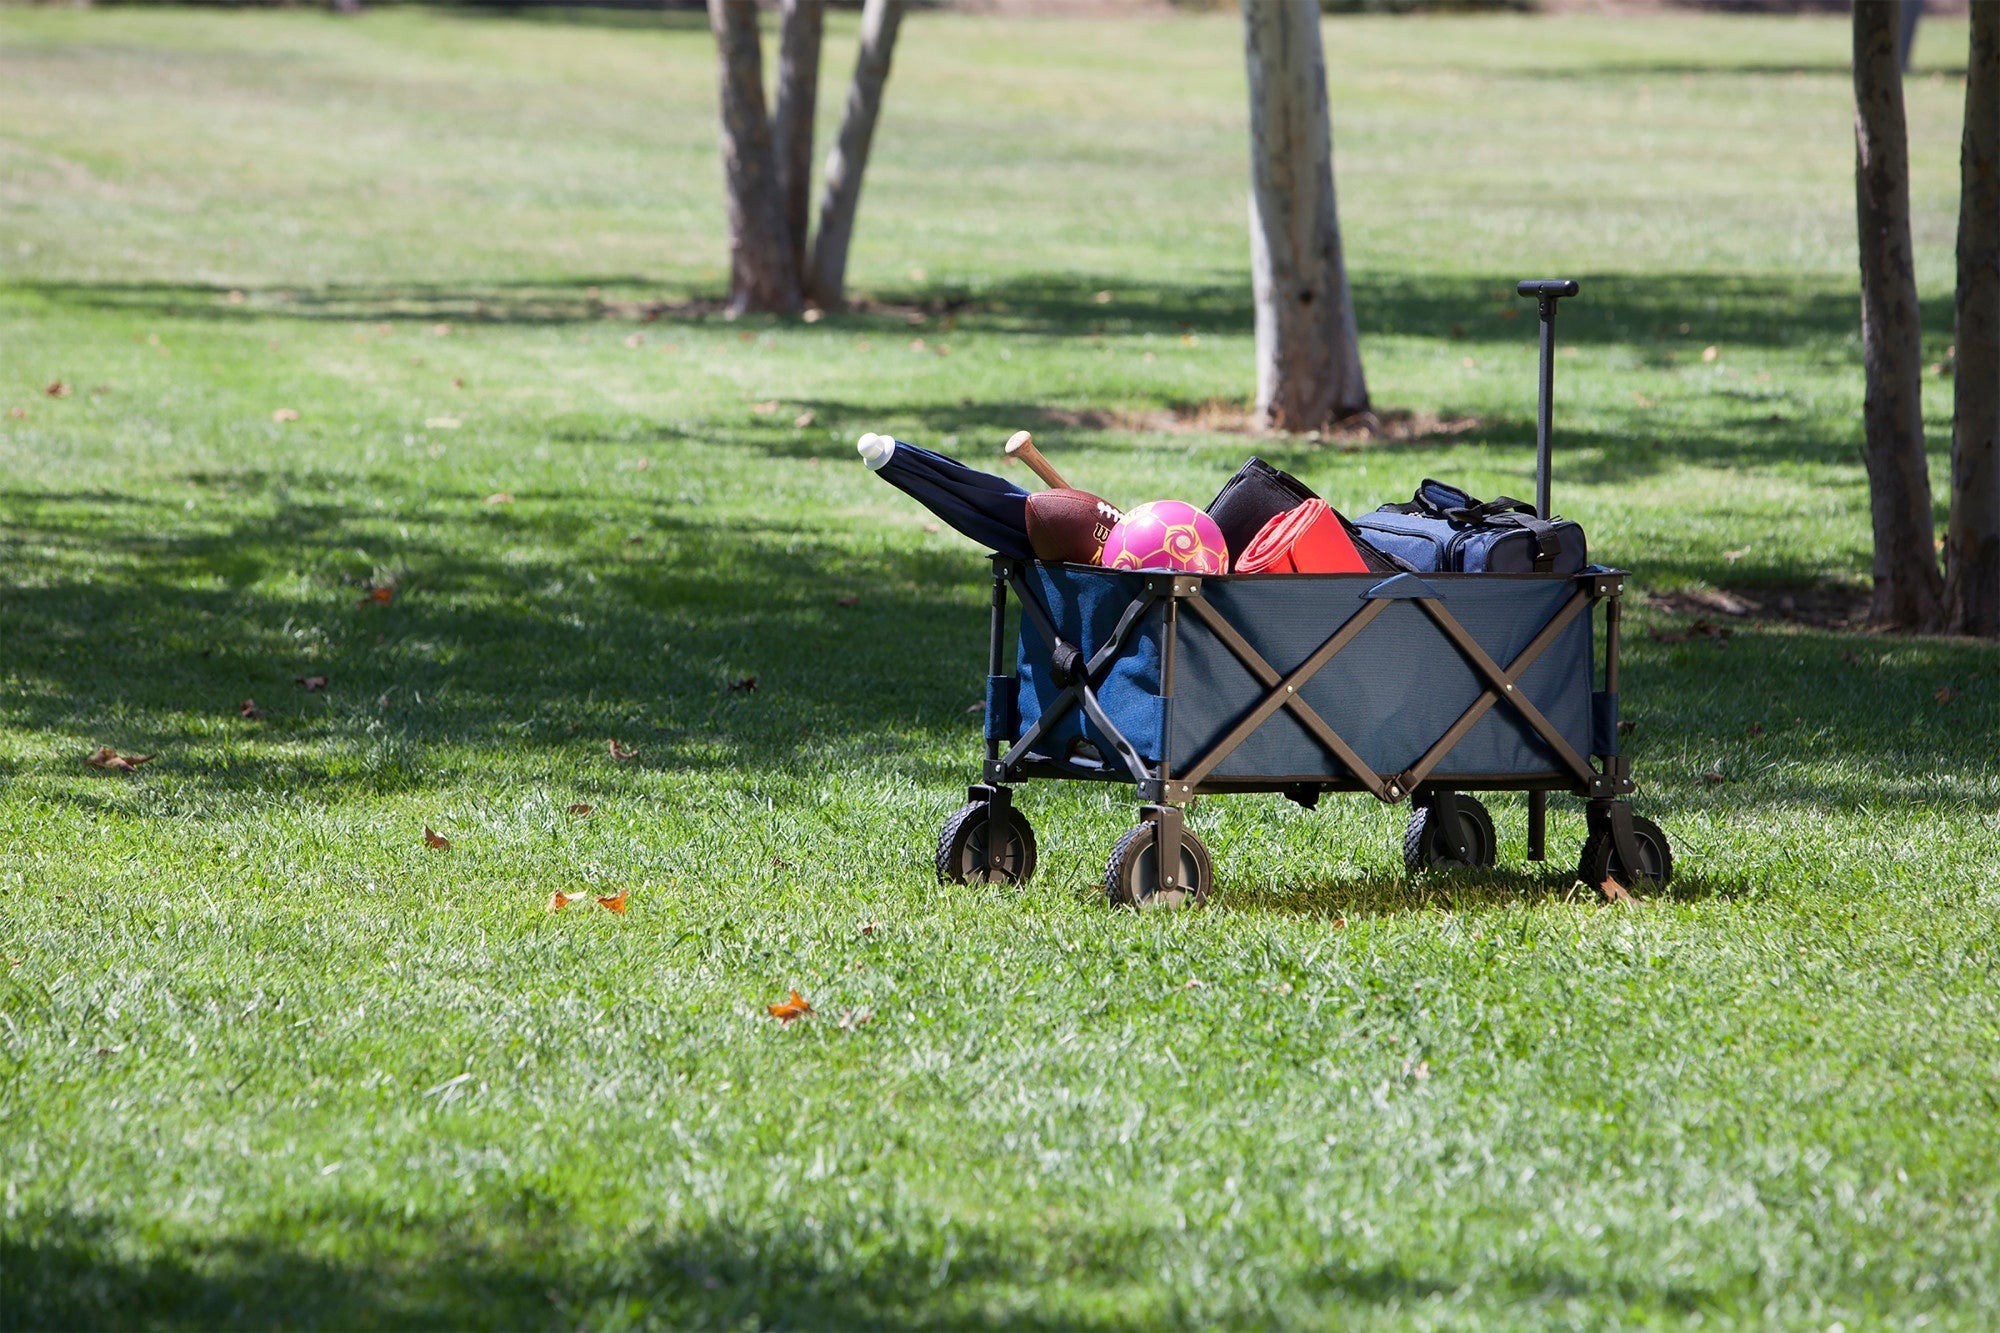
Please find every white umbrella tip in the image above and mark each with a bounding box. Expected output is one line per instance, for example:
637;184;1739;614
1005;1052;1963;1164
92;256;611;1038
856;433;894;470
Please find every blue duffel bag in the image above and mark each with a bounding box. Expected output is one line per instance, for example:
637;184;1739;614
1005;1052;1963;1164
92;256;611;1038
1353;478;1587;575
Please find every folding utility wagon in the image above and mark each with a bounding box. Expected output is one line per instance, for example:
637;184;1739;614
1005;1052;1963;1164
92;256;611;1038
932;279;1675;907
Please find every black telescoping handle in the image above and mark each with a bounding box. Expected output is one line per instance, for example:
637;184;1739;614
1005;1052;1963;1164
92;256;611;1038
1516;279;1579;520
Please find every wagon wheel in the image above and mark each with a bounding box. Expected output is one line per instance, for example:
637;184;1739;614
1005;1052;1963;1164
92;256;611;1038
1403;796;1497;873
1576;813;1673;894
936;801;1038;887
1104;821;1213;910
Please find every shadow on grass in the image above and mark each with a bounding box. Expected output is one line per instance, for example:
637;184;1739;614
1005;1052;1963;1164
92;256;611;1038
12;269;1957;352
0;1202;1741;1331
0;479;993;803
0;1206;1117;1333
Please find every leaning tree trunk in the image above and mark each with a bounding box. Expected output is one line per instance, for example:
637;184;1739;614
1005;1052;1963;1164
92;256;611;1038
807;0;903;310
1242;0;1368;434
1945;0;2000;636
773;0;823;288
709;0;800;314
1854;0;1944;630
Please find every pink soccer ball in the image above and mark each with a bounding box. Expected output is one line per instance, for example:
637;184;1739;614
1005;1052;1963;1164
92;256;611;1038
1101;500;1230;574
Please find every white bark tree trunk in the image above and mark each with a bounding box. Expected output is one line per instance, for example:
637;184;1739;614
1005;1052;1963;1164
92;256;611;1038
1242;0;1368;433
709;0;801;315
807;0;903;310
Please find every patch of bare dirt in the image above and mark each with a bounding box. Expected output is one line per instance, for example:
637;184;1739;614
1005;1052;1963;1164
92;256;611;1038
1644;582;1871;631
1032;401;1481;446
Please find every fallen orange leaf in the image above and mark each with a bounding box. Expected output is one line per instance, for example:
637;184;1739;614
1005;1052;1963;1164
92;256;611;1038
239;699;266;719
547;890;588;913
46;381;72;398
767;989;814;1023
608;738;639;762
566;803;594;816
423;827;451;850
1598;876;1636;904
359;586;394;606
597;890;629;914
84;746;155;774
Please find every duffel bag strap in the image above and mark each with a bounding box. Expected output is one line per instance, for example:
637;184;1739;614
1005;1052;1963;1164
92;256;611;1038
1480;511;1562;570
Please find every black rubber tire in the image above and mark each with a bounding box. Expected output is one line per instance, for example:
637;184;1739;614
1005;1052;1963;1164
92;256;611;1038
1104;820;1213;910
1403;796;1498;873
935;801;1038;887
1576;813;1674;893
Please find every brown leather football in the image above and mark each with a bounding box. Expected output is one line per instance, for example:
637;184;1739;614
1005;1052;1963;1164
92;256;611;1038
1026;488;1123;565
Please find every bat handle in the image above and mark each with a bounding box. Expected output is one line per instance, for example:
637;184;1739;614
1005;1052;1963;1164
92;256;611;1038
1003;430;1070;490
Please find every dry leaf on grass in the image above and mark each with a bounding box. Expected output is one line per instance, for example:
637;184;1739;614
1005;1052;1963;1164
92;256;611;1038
1702;345;1720;363
596;890;629;914
359;586;394;607
857;921;880;936
238;699;266;719
84;746;155;773
751;400;780;415
295;675;328;691
792;410;816;429
728;677;757;693
1702;770;1726;785
802;308;823;324
423;827;451;850
608;738;639;762
835;594;860;608
566;803;594;817
547;890;589;913
623;333;645;348
1935;686;1961;704
767;989;814;1023
46;381;72;398
483;492;514;505
838;1008;874;1031
7;407;24;419
1748;722;1764;737
1616;719;1637;738
272;407;299;422
1597;876;1636;904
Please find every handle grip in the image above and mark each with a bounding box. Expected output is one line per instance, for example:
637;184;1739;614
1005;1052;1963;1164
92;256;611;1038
1516;279;1579;301
1003;430;1070;490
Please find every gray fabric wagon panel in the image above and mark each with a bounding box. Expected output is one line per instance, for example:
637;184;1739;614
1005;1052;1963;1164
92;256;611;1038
1167;577;1592;779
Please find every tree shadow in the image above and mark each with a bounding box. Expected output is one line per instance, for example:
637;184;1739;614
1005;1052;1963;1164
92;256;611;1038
0;1201;1751;1330
0;478;996;802
12;270;1958;350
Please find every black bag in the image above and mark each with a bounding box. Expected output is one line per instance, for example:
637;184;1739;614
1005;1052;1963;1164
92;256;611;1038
1207;458;1407;575
1352;478;1586;575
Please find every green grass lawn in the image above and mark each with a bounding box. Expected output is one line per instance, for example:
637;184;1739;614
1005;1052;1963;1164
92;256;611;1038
3;6;1998;1328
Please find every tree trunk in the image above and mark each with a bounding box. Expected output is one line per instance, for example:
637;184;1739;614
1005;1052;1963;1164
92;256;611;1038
709;0;800;315
1945;0;2000;635
1897;0;1923;73
1241;0;1368;434
773;0;823;287
807;0;903;310
1854;0;1944;630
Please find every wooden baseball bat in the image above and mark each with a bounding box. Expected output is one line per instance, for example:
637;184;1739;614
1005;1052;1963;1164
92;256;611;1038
1003;430;1070;490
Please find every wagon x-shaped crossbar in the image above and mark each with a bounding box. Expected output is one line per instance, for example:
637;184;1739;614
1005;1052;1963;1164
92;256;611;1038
1172;581;1599;803
996;569;1160;786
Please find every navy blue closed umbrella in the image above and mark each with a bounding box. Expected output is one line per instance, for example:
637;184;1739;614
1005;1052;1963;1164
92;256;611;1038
857;433;1033;560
